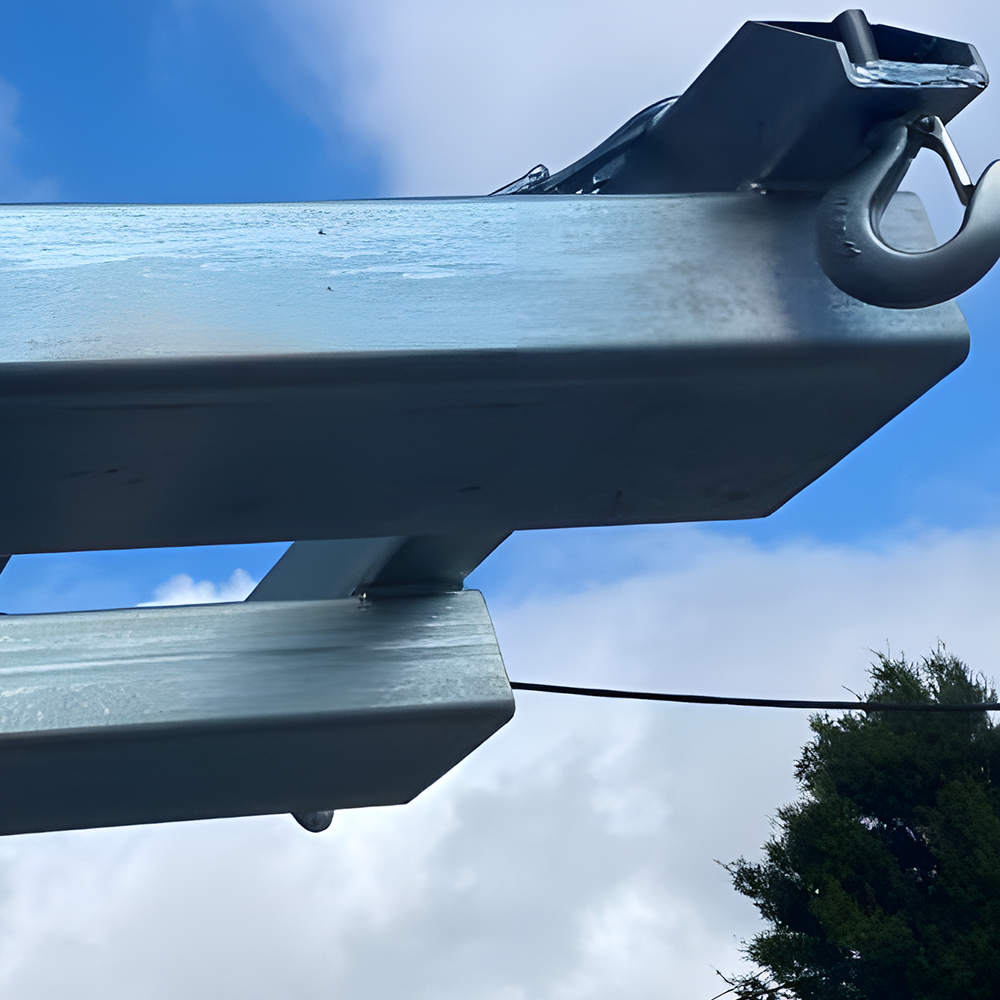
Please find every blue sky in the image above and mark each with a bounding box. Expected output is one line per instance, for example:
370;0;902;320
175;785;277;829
0;1;379;203
1;4;999;996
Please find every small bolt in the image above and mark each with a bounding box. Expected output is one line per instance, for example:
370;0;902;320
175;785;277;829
292;810;335;833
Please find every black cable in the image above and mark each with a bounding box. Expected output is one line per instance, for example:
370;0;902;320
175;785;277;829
508;681;1000;712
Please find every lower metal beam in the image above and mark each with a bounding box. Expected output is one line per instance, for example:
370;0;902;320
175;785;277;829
0;591;512;835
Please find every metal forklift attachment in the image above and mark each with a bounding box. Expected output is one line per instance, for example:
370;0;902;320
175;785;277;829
0;10;996;836
497;9;1000;308
496;10;989;197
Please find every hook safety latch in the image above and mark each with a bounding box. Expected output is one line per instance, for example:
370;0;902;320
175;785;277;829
816;115;1000;309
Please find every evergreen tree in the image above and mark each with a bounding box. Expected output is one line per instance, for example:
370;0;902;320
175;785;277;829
723;649;1000;1000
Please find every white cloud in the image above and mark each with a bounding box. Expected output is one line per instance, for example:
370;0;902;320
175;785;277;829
252;0;1000;214
0;526;998;997
137;568;257;606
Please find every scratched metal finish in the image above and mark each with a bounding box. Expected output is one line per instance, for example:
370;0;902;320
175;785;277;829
0;193;952;363
0;590;510;734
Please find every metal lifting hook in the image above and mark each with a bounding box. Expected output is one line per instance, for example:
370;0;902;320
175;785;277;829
816;115;1000;309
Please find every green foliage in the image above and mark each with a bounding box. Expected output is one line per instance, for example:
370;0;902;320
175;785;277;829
723;649;1000;1000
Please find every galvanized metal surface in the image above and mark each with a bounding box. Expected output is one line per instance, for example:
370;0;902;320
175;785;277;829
0;590;512;834
0;194;968;555
0;194;955;361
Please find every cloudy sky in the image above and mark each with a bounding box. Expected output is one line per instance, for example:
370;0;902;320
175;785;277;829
1;1;1000;996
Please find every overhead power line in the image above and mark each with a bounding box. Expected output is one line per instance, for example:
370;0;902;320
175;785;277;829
509;681;1000;712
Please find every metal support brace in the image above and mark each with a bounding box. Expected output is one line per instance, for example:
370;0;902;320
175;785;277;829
248;532;511;602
